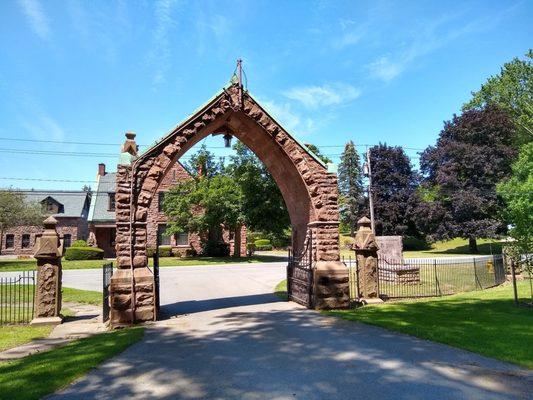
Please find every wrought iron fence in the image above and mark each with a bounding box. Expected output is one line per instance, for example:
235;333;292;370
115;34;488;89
343;255;505;300
0;270;36;324
102;262;113;322
287;231;313;307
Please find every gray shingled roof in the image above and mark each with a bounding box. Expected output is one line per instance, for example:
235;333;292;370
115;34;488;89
88;172;116;222
15;191;90;218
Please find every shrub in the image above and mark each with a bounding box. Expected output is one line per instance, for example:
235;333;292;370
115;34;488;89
246;242;256;257
340;235;355;250
254;239;272;251
71;239;88;247
203;240;230;257
184;248;197;258
403;236;431;251
65;246;104;260
146;246;173;257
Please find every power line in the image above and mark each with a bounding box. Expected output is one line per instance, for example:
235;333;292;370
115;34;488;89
0;136;426;151
0;177;97;183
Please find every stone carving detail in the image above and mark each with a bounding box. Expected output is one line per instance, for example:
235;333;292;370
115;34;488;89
353;217;380;299
32;216;63;324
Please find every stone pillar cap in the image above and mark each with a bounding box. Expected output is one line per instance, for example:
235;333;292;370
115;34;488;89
44;216;58;225
357;216;371;226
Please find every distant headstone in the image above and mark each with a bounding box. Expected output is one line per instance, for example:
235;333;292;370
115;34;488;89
376;236;403;261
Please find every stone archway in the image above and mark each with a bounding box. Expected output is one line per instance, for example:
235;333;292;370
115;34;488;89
110;82;348;327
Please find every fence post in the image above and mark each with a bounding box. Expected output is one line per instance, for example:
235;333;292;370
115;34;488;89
510;259;519;306
473;258;481;290
434;259;441;296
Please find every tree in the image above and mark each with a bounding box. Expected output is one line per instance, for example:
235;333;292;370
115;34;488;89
304;143;332;164
0;191;43;252
463;50;533;146
497;142;533;254
419;105;517;252
163;175;244;247
369;144;419;236
185;144;223;179
338;141;365;235
226;142;290;238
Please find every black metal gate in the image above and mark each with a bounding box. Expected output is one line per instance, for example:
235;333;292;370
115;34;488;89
153;252;160;311
287;232;313;307
102;262;113;322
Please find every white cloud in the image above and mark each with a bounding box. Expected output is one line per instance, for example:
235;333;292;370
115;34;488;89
366;10;510;82
150;0;179;87
366;57;403;82
260;99;301;134
21;113;65;142
333;31;364;50
284;83;361;109
18;0;50;40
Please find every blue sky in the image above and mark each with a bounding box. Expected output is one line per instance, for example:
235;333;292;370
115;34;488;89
0;0;531;190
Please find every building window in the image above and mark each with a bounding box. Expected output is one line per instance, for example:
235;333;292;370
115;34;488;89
5;234;14;249
158;192;166;212
63;234;71;248
21;234;31;249
157;224;171;246
108;193;116;211
175;232;188;246
110;228;116;247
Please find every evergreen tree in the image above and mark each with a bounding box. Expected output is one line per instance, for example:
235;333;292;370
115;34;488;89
338;141;365;235
369;144;419;236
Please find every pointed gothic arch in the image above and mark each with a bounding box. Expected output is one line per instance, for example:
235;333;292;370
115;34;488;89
110;83;349;326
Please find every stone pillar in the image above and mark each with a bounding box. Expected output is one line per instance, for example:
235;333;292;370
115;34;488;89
31;216;63;325
353;217;382;303
110;132;156;327
310;221;349;309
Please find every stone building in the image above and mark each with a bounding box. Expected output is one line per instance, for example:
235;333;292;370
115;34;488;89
88;162;246;258
0;190;90;256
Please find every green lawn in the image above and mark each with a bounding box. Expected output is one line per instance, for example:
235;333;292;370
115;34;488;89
0;254;285;272
0;286;102;351
339;237;504;258
0;325;53;352
327;281;533;368
62;287;102;306
0;327;144;400
274;279;288;300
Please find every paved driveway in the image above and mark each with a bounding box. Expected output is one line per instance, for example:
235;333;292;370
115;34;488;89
44;262;531;400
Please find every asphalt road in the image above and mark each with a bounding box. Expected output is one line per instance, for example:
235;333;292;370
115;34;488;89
43;262;531;400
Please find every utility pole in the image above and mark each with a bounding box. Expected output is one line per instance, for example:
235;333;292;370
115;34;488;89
365;147;376;235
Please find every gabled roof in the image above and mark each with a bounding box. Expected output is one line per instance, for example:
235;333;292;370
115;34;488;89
5;191;90;218
88;172;116;222
134;83;328;169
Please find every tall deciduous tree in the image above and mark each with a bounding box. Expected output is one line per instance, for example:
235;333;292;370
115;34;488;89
0;191;43;252
338;141;365;235
185;144;223;179
419;105;517;252
226;142;290;238
497;142;533;254
463;50;533;146
163;175;244;243
369;144;419;236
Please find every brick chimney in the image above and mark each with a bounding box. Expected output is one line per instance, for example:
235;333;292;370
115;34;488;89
98;163;106;176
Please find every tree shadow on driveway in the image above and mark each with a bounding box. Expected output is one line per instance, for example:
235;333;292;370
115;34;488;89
51;302;531;400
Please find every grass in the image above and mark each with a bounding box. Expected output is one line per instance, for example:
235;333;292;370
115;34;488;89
338;237;504;258
0;327;145;400
0;285;102;352
62;286;102;306
327;281;533;368
0;325;53;352
274;279;288;300
0;254;286;272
